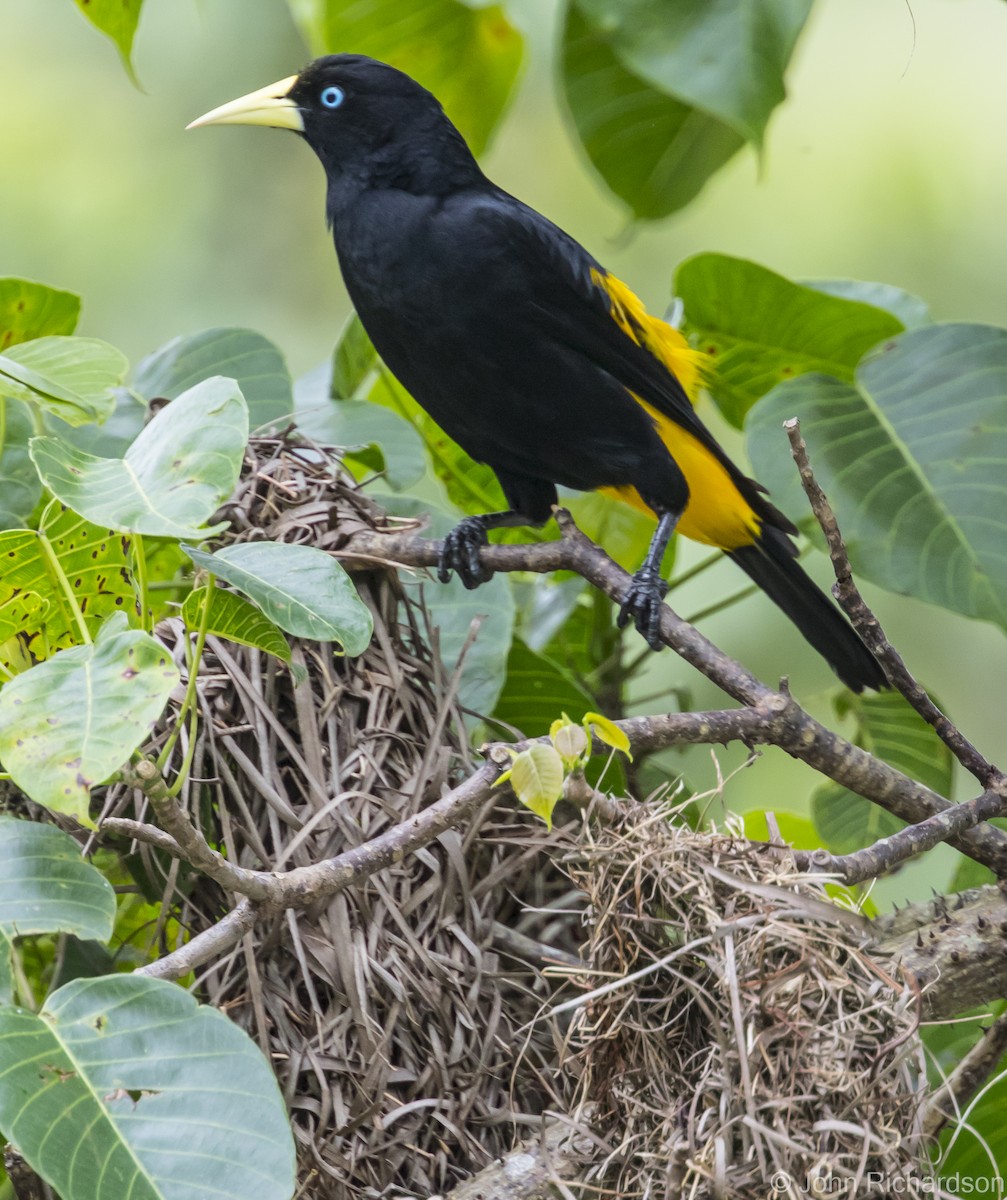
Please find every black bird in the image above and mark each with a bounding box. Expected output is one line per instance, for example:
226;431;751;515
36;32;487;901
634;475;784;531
188;55;886;691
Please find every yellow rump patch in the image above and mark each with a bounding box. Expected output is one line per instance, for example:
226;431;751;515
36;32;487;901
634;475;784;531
592;270;759;551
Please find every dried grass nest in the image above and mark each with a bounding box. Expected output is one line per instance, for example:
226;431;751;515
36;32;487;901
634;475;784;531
564;802;930;1198
98;433;929;1199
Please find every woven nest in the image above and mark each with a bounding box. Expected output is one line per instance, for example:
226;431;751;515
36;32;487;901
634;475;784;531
101;434;582;1198
93;433;931;1199
563;801;929;1198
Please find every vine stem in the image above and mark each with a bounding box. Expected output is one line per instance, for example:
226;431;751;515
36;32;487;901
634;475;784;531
131;535;151;632
37;530;91;645
157;573;215;779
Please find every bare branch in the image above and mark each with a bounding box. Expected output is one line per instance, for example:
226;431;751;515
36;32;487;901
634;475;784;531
784;417;1002;790
137;898;260;982
337;521;1007;875
784;789;1007;885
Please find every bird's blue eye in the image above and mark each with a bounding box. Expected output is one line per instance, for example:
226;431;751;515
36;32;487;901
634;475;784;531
320;85;345;110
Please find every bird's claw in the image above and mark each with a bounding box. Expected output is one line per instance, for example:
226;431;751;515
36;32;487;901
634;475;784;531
617;568;668;651
438;517;493;589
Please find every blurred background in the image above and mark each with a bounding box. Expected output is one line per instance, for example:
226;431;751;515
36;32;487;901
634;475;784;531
4;0;1007;900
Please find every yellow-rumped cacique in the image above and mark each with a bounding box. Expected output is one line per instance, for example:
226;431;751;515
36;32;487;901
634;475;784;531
188;55;886;692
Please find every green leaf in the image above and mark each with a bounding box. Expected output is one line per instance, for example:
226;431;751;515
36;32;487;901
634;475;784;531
184;542;372;653
550;716;589;763
0;278;80;349
571;0;812;147
812;690;954;857
939;1066;1007;1184
134;328;292;433
63;389;149;458
746;323;1007;628
71;0;144;79
330;313;379;399
676;253;904;427
0;399;42;529
948;852;996;893
561;4;744;221
491;639;594;740
507;743;565;829
373;492;515;718
584;710;632;758
0;336;129;427
30;375;248;540
808;279;931;329
295;361;426;491
291;0;523;155
0;501;135;671
0;615;179;826
0;974;295;1199
182;586;291;664
0;816;115;1004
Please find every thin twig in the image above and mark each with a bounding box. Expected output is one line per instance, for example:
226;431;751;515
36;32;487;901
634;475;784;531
778;789;1007;885
784;417;1002;790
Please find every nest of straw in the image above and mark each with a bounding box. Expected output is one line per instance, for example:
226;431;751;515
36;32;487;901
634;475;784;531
95;433;930;1199
102;434;581;1198
563;801;929;1198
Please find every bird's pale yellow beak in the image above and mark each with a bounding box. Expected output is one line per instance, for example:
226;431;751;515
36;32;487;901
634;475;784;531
186;75;303;132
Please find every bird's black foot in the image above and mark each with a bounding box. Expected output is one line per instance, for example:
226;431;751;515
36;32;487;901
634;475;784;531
437;516;493;589
617;567;668;651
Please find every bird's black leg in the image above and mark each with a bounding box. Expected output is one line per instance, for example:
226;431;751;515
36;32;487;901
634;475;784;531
617;511;679;650
437;510;534;589
438;473;558;590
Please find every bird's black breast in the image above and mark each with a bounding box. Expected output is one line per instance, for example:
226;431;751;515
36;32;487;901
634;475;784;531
331;187;664;491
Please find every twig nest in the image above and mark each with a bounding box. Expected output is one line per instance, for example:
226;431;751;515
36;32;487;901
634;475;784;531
563;801;929;1197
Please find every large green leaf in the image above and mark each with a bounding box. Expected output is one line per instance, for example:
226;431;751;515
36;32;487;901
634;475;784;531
561;4;744;221
0;501;135;672
71;0;144;77
182;585;291;664
572;0;812;146
0;974;295;1200
0;817;116;1004
64;390;149;458
491;638;594;739
746;323;1007;628
373;493;515;719
676;253;904;427
185;542;373;654
30;376;248;540
0;615;179;826
0;278;80;349
938;1065;1007;1182
294;360;426;491
291;0;523;154
808;279;931;330
0;336;129;427
134;328;292;433
812;689;954;857
0;399;41;529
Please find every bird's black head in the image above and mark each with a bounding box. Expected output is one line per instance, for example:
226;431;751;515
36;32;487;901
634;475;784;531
188;54;485;198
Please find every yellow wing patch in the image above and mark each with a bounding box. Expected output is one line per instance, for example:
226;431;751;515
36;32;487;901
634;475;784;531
593;269;760;552
591;268;707;402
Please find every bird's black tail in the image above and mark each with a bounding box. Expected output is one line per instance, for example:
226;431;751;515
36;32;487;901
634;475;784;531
727;529;887;692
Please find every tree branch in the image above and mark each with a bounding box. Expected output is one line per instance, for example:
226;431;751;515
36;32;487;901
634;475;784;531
784;417;1002;790
338;520;1007;875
